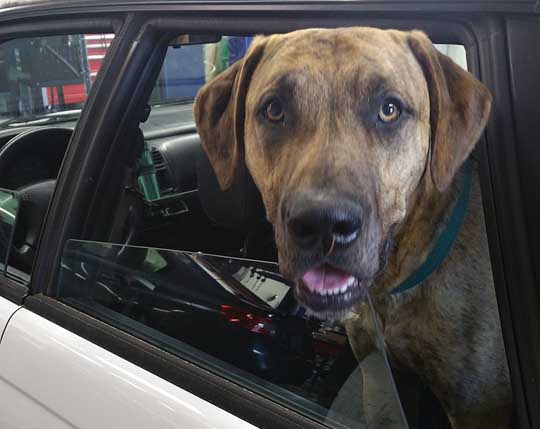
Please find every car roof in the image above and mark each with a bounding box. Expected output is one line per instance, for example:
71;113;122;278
0;0;538;16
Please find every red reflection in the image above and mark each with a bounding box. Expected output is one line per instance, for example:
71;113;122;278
220;305;272;335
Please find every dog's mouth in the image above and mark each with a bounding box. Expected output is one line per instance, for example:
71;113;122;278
294;264;370;320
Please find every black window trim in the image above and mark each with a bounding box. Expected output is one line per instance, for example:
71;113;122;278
24;6;540;429
0;16;121;38
478;17;540;428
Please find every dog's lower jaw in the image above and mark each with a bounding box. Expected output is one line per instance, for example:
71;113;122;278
303;307;357;322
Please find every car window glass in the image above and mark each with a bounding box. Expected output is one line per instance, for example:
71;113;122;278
0;33;113;280
58;239;408;428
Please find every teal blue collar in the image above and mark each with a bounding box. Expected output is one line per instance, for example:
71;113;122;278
391;159;473;295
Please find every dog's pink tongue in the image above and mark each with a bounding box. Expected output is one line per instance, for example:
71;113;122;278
302;265;353;292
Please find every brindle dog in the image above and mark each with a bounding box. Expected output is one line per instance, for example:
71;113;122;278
194;28;511;429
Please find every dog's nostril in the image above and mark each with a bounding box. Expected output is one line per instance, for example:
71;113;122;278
291;220;316;238
289;218;320;248
333;218;361;238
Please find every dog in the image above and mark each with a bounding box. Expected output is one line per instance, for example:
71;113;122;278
194;27;511;429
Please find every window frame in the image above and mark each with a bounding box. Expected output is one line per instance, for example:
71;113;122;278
10;3;537;429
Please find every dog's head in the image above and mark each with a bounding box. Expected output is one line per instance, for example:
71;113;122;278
194;28;492;320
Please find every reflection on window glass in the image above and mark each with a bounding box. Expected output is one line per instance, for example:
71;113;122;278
0;33;113;127
58;239;407;428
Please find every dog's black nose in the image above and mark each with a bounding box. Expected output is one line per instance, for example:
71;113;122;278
286;195;362;250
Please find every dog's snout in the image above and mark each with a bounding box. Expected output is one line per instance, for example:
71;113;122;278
286;195;363;250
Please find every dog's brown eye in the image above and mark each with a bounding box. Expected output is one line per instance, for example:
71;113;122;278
378;101;401;123
265;100;284;122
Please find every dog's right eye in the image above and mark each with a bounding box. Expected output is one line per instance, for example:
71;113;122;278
263;99;284;123
378;100;401;123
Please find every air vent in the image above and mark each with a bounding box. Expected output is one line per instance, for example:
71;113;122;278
149;146;174;196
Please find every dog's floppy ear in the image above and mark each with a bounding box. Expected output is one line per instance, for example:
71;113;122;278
408;31;492;192
194;38;266;190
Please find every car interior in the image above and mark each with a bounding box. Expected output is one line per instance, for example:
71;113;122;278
0;110;277;275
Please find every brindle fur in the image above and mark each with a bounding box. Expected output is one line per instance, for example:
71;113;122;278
194;27;511;428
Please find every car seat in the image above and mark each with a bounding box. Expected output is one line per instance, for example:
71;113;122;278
196;146;277;261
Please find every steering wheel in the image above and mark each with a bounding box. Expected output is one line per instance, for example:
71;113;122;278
0;127;72;271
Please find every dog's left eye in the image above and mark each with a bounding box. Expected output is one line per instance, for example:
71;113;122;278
263;99;284;123
378;100;401;123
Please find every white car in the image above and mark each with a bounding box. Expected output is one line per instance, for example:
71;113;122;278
0;1;537;428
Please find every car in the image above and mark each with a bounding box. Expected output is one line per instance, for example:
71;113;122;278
0;1;538;428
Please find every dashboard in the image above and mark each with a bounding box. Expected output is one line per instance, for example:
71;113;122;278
0;103;202;198
147;131;201;198
140;103;202;198
0;104;206;273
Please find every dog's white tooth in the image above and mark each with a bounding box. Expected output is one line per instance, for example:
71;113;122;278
320;289;328;296
340;285;348;293
347;277;355;287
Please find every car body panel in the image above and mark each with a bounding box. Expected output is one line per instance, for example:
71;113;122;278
0;307;256;429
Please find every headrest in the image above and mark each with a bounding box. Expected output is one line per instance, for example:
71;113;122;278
196;145;266;231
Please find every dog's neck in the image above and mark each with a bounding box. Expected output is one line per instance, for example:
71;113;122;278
376;165;468;296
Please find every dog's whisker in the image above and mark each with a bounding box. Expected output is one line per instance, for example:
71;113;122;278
325;234;336;257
